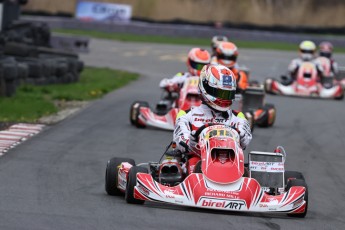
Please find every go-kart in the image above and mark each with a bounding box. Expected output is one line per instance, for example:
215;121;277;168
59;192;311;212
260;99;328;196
233;83;276;128
265;61;344;100
105;124;308;217
129;76;201;130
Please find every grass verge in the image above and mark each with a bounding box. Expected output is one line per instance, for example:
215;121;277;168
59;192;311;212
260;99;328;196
0;67;138;122
53;28;345;53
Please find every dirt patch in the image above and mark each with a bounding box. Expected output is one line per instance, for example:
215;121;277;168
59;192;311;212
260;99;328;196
38;100;90;125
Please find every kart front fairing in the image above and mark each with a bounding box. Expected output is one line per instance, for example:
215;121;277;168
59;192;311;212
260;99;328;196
137;107;179;131
134;172;307;214
133;125;306;214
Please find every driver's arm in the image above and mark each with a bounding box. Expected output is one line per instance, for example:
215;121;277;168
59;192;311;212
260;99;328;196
173;110;192;152
233;114;252;150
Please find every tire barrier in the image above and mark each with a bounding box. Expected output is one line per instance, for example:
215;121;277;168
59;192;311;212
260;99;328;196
0;123;45;156
0;21;84;97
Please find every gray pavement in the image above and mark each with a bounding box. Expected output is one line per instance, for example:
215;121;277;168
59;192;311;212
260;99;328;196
0;39;345;229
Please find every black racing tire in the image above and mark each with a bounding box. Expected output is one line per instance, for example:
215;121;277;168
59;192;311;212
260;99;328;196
256;103;276;128
105;157;135;196
129;101;149;127
286;179;308;218
17;63;29;82
56;61;69;77
2;63;18;81
125;166;148;204
284;171;305;186
20;59;43;79
334;92;344;100
264;78;275;95
3;42;36;57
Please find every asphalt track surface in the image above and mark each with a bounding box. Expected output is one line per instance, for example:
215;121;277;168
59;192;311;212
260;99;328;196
1;39;345;230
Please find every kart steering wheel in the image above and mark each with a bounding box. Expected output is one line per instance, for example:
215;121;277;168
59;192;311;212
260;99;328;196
191;123;218;142
179;123;240;153
192;123;241;141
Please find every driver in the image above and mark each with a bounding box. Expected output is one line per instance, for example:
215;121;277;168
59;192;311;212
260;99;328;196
159;48;211;93
317;41;338;76
288;40;323;81
173;64;252;174
211;41;248;93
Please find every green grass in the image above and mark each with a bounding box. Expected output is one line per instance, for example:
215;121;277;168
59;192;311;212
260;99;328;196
0;67;138;122
53;28;345;53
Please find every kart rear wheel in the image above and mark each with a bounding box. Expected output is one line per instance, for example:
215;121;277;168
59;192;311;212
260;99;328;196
129;101;149;127
105;157;135;196
284;171;305;186
264;78;274;94
334;92;344;100
286;179;308;218
125;166;148;204
255;103;276;127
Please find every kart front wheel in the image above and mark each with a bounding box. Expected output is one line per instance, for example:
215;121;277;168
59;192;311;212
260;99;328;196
125;166;148;204
286;179;308;218
284;171;305;186
129;101;149;127
105;157;135;196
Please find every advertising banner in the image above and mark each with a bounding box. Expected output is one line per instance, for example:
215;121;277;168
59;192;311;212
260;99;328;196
75;1;132;22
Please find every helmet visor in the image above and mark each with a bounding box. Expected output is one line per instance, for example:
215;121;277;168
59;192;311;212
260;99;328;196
190;59;206;71
320;51;331;58
217;54;237;61
202;80;236;100
300;49;314;54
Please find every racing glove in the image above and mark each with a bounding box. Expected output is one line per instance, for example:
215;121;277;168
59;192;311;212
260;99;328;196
237;120;252;149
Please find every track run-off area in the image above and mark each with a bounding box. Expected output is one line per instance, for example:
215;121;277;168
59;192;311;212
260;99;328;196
1;38;345;230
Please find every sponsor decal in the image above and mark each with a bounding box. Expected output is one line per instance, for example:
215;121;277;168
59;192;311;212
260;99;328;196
267;198;279;205
222;75;235;87
164;189;176;199
137;184;150;196
76;1;132;22
249;161;284;172
194;118;229;123
193;113;205;117
259;204;268;208
200;198;246;210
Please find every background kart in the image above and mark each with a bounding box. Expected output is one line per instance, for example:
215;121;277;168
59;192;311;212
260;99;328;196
105;124;308;218
265;61;344;100
129;76;201;130
233;83;276;128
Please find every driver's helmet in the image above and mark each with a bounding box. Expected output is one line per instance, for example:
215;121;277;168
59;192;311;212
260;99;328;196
211;35;228;53
319;41;333;58
199;64;237;112
187;48;211;76
299;40;316;61
215;42;238;68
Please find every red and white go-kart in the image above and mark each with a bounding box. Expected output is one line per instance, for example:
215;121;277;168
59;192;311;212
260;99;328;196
105;124;308;217
129;76;201;131
265;61;343;100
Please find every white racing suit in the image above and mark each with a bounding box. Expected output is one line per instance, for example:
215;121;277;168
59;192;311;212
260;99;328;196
288;58;324;79
173;104;252;174
315;56;339;77
159;72;191;92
